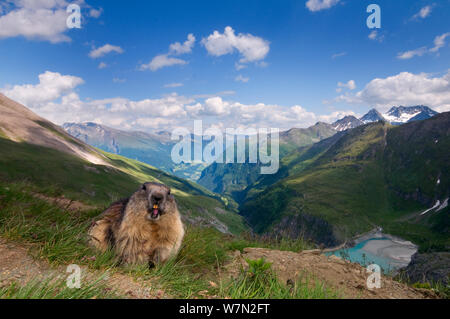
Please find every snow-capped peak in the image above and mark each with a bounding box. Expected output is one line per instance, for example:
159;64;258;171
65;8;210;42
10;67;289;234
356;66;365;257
360;109;385;124
331;115;363;131
382;106;438;125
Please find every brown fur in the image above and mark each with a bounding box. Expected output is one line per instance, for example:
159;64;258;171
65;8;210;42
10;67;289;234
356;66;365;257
88;183;184;265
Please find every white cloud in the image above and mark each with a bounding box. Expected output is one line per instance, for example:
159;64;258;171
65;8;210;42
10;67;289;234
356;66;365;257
412;5;433;20
334;71;450;112
140;54;187;71
1;71;83;107
430;32;450;53
89;44;124;59
1;71;356;132
202;26;270;64
169;33;195;55
164;83;184;88
397;32;449;59
306;0;340;12
0;0;70;43
98;62;107;69
141;34;195;71
336;80;356;92
397;47;427;59
235;75;249;83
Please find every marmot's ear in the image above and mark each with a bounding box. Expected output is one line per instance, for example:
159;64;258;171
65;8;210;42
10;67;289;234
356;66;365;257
142;184;147;191
167;188;171;195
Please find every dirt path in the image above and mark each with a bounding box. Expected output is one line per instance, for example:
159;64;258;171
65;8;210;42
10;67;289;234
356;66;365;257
0;238;166;299
224;247;437;299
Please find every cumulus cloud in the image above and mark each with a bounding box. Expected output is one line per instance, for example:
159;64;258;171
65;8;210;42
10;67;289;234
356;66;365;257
202;26;270;64
0;0;71;43
169;33;195;55
1;71;356;132
89;44;124;58
1;71;84;107
140;54;187;71
98;62;107;69
334;71;450;112
306;0;340;12
141;34;195;71
397;32;449;59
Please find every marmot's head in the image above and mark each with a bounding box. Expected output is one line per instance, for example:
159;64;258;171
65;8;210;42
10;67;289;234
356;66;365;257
140;182;176;221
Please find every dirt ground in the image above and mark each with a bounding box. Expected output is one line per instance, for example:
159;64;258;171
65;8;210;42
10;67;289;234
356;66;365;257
224;247;437;299
0;238;437;299
0;238;166;298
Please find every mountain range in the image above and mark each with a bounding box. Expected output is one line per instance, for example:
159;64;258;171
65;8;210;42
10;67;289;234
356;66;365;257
240;113;449;250
0;93;246;235
63;122;208;181
331;105;438;132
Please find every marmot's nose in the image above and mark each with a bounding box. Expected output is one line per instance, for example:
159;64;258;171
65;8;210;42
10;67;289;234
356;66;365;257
151;193;163;203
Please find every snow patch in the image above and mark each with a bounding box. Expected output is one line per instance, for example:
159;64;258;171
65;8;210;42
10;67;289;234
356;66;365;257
420;200;440;215
382;111;421;124
436;198;448;212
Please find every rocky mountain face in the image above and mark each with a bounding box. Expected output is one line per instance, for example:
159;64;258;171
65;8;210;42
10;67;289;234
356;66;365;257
331;115;364;131
398;252;450;286
360;109;385;124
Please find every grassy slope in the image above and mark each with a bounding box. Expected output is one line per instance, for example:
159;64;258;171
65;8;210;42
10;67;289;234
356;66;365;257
197;123;337;201
0;137;247;235
241;114;450;250
63;123;208;181
0;181;325;299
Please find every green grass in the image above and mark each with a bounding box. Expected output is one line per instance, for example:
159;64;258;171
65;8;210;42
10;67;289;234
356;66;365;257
0;274;120;299
241;119;450;251
219;258;340;299
0;137;247;235
0;181;325;299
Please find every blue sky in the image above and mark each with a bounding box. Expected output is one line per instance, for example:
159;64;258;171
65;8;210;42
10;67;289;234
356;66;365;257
0;0;449;132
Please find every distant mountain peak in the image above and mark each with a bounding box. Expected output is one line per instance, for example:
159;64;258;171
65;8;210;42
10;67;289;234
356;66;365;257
360;108;385;124
383;105;438;124
331;115;363;132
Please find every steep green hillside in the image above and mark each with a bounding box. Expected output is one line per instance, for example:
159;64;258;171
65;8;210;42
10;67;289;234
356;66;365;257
240;113;450;250
198;122;337;201
0;137;247;235
63;123;208;181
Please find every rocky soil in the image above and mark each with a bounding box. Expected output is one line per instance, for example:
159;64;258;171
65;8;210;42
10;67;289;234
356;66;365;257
224;247;437;299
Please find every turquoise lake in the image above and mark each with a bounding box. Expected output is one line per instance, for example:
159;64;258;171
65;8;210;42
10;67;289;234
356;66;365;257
324;236;417;274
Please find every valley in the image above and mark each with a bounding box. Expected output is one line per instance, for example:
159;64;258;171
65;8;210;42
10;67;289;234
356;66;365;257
0;93;448;297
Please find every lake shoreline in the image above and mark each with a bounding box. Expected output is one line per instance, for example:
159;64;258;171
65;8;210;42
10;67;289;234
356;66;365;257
324;227;418;273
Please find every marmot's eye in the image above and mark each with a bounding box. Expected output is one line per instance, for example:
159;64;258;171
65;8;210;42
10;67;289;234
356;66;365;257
168;189;171;195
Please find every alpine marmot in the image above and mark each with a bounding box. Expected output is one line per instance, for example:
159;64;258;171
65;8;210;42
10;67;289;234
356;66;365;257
88;182;184;265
